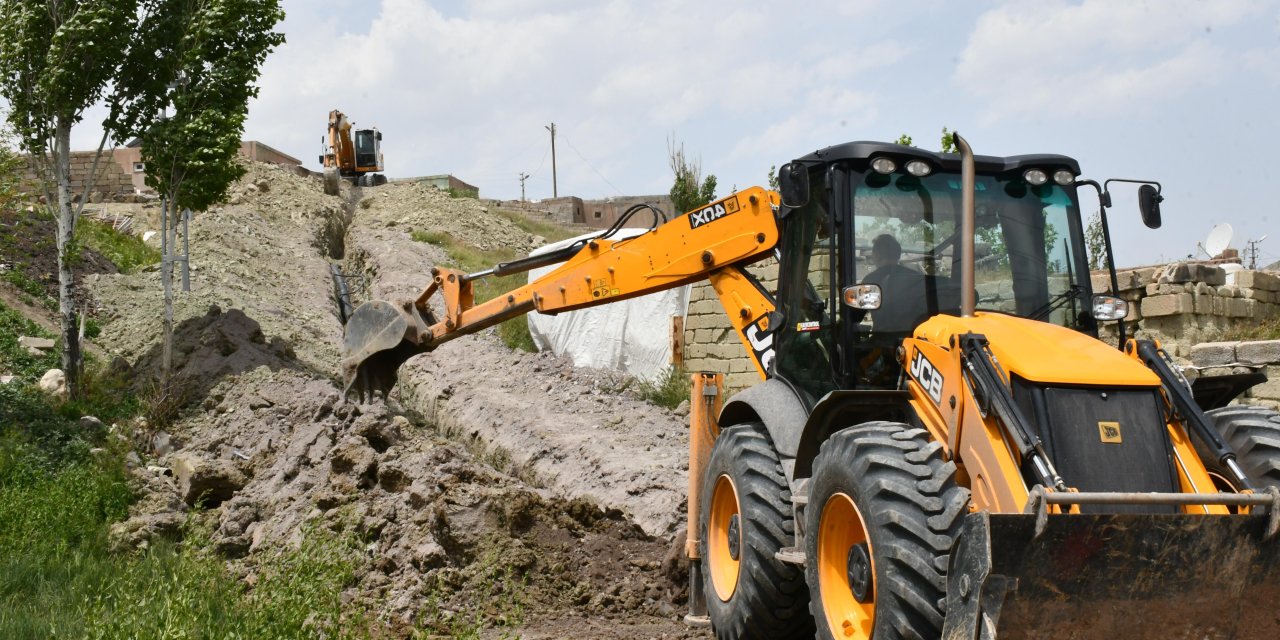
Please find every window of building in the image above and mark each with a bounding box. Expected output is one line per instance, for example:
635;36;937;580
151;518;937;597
593;211;602;219
133;162;145;172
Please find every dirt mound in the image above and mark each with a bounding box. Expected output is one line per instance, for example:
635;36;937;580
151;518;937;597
86;164;705;636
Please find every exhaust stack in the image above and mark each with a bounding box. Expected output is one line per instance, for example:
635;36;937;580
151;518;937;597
956;133;976;318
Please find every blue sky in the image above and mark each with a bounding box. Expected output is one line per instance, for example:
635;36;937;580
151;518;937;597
67;0;1280;267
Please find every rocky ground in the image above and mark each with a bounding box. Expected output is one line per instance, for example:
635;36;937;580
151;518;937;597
84;163;709;638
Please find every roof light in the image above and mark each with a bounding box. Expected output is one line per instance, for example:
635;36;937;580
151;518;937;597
870;157;897;174
905;160;932;177
1023;168;1048;186
1053;169;1076;186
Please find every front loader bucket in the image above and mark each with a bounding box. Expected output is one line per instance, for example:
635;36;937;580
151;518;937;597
340;299;434;401
943;511;1280;640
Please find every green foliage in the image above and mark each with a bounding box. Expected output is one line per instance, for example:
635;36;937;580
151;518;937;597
668;138;716;215
766;165;779;191
894;133;914;147
940;127;957;154
118;0;286;212
73;217;161;273
0;1;138;156
0;300;59;381
0;131;23;213
1;267;50;303
1085;211;1107;271
635;366;690;410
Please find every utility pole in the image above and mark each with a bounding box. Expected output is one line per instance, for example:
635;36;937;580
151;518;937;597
545;122;558;198
1248;236;1268;269
518;172;529;203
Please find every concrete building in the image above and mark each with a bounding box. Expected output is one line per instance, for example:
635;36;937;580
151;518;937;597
535;194;677;229
402;174;479;198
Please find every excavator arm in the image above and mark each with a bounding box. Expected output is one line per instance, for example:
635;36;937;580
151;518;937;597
342;186;781;399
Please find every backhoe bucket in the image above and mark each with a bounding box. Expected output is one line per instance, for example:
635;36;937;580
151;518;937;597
340;299;434;401
943;511;1280;639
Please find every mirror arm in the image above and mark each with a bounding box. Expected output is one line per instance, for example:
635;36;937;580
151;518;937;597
1076;179;1126;347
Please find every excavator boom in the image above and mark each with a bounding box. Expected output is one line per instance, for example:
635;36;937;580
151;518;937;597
341;187;781;399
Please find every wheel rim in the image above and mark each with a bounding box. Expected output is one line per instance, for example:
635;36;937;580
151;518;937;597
818;492;875;639
708;474;742;602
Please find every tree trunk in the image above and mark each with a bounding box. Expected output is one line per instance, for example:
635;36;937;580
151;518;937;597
161;196;174;382
54;117;82;398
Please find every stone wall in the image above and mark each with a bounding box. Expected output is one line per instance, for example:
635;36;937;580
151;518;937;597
1095;263;1280;358
20;151;135;199
682;259;778;395
1190;340;1280;410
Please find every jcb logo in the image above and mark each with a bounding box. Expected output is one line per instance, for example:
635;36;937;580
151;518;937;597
688;199;736;229
745;317;775;372
908;350;944;405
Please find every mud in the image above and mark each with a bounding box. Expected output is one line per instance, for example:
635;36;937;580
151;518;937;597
85;165;708;637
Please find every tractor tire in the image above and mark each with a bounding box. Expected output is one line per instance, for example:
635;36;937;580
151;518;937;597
699;423;812;640
374;173;388;186
322;168;340;196
1201;405;1280;491
805;422;969;640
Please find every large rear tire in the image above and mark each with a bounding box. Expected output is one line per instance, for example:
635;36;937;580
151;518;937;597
699;423;812;640
1203;405;1280;491
805;422;968;640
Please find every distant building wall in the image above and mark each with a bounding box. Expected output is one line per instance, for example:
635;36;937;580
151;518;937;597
407;174;479;198
106;140;303;193
577;195;676;229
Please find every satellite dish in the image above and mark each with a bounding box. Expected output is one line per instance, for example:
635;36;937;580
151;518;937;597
1205;223;1233;258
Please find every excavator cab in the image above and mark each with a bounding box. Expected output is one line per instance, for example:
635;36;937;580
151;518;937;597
353;128;383;174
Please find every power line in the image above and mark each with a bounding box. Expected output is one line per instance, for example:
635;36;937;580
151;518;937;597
559;132;627;197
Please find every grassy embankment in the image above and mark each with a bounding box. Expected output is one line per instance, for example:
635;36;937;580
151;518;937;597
1;216;516;638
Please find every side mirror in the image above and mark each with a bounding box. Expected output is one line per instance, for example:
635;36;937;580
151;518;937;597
376;131;383;141
1138;184;1162;229
779;163;810;208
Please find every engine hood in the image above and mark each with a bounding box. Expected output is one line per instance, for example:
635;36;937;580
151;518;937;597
913;313;1159;387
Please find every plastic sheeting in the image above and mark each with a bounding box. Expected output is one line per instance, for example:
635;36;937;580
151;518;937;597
527;228;690;382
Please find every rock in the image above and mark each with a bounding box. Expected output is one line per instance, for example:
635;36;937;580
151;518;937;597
18;336;55;350
80;415;106;432
0;375;15;385
152;431;174;456
170;453;248;507
38;369;67;399
353;414;405;452
329;435;378;491
109;511;185;552
1190;342;1239;368
672;400;690;417
253;179;270;193
1238;341;1280;366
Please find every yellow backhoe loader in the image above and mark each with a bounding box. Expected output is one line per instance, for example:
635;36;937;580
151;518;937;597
320;109;386;195
340;134;1280;639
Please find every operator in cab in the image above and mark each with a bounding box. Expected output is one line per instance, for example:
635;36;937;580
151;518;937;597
861;234;928;335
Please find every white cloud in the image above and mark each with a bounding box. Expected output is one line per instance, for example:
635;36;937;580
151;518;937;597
955;0;1270;122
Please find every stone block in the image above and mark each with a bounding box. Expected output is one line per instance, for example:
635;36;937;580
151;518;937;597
1140;293;1193;317
1193;294;1215;314
171;454;247;507
1256;271;1280;292
1190;341;1238;367
18;336;55;350
1230;298;1259;318
1218;285;1241;298
1237;271;1258;289
1092;273;1112;293
1157;262;1225;286
685;343;710;360
1237;341;1280;365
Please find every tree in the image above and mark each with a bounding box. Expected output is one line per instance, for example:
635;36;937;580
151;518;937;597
0;0;143;398
766;165;779;191
114;0;285;378
894;133;914;146
668;137;716;215
1085;211;1107;272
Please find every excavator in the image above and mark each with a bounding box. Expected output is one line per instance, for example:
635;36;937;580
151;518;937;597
320;109;386;195
340;134;1280;639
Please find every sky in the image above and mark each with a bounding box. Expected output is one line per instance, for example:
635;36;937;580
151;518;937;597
66;0;1280;268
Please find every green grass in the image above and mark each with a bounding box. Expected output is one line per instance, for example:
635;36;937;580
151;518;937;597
411;230;541;352
495;209;578;244
635;366;691;410
1221;316;1280;342
1;266;50;305
74;217;161;274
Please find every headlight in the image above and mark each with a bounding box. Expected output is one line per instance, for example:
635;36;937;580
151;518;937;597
870;157;897;174
1092;295;1128;321
843;284;882;310
1023;168;1048;186
1053;169;1075;186
905;160;932;177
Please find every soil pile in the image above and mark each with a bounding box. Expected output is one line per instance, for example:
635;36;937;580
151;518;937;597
86;167;706;637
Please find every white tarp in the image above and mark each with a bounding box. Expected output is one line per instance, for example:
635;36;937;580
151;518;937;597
527;228;690;382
